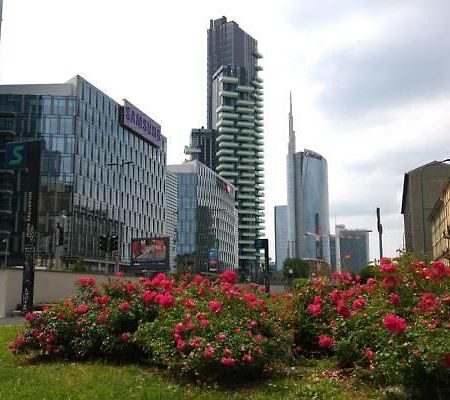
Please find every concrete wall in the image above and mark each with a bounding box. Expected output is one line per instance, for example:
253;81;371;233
0;269;138;317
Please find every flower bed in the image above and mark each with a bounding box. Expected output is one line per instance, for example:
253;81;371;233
290;257;450;390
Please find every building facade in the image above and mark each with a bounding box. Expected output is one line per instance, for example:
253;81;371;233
168;160;238;272
429;178;450;263
164;170;178;271
207;17;264;274
212;64;264;273
274;205;288;272
334;225;371;275
0;76;167;271
207;16;262;129
401;162;450;261
185;128;217;169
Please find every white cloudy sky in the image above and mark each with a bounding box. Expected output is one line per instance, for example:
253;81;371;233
1;0;450;260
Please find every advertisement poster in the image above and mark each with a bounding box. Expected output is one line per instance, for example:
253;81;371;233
131;237;169;272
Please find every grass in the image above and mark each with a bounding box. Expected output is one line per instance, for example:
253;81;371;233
0;325;387;400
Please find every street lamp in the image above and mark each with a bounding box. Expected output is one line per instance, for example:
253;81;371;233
303;231;322;259
420;158;450;263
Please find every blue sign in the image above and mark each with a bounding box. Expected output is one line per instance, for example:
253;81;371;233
5;141;29;169
209;248;219;261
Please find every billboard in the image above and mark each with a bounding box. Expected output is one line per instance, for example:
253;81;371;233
120;99;162;148
131;237;169;272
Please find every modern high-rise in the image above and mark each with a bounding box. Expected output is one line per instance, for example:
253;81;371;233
0;76;167;271
164;170;178;271
274;205;288;272
331;225;371;274
207;17;265;273
207;16;262;130
168;160;238;272
286;94;330;263
185;127;217;169
401;162;450;261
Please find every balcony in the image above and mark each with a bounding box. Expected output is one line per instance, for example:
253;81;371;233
236;85;254;92
218;156;238;163
236;99;254;107
216;105;234;113
237;149;254;156
220;112;239;120
219;170;239;178
219;90;238;98
236;107;254;114
236;121;254;128
236;135;254;142
237;164;254;171
218;126;238;134
216;119;235;128
216;134;234;142
218;141;238;148
216;148;235;156
219;76;239;84
216;163;236;171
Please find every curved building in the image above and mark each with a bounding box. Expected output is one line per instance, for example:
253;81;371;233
286;95;330;263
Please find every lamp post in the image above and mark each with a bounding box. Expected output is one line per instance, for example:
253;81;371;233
2;236;9;268
420;158;450;263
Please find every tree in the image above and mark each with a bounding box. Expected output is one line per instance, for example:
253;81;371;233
283;257;310;279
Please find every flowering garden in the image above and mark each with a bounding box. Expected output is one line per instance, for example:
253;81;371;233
8;257;450;397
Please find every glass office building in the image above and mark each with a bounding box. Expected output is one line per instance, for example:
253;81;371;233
274;205;288;272
287;149;331;263
0;76;167;270
168;160;238;272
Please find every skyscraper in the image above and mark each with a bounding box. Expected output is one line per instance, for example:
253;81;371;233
274;205;288;272
185;128;217;169
286;94;331;263
207;17;264;273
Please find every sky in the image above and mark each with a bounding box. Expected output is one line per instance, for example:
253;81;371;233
1;0;450;261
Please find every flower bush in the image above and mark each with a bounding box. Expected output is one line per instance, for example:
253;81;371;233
9;274;160;359
289;256;450;390
135;271;293;379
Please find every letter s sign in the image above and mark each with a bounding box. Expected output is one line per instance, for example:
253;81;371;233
5;142;29;169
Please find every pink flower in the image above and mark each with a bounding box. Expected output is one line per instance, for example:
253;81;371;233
318;334;334;348
204;346;215;359
380;263;396;273
76;277;96;287
159;293;174;308
352;297;366;311
389;292;401;305
115;271;125;278
336;301;351;318
383;276;399;289
200;319;208;329
209;301;223;313
184;298;196;309
216;333;227;342
119;302;130;312
219;270;237;284
176;339;186;352
365;348;374;360
222;348;232;357
25;312;37;321
242;353;254;363
221;357;236;367
419;293;439;313
121;332;132;341
308;302;322;317
383;314;407;334
75;305;89;314
142;290;157;305
366;278;376;285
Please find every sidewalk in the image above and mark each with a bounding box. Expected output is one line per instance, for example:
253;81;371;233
0;316;25;326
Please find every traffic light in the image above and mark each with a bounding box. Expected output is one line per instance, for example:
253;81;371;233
99;235;108;252
109;235;118;251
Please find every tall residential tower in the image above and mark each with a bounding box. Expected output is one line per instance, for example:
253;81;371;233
207;17;265;273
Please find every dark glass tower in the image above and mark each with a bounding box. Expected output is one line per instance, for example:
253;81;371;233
207;16;260;129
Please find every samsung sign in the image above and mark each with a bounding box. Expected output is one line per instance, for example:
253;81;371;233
120;100;162;148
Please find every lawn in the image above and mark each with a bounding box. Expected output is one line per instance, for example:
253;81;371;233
0;325;386;400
